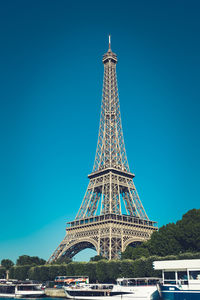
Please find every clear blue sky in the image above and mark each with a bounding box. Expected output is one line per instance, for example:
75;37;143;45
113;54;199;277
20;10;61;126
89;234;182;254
0;0;200;263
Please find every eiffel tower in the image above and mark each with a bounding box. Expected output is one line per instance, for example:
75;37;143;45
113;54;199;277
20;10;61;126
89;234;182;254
48;37;158;262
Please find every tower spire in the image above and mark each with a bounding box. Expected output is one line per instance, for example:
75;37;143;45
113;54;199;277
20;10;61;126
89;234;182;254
109;34;111;50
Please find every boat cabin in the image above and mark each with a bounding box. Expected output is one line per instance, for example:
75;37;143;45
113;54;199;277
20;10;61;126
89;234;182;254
153;259;200;289
117;278;160;286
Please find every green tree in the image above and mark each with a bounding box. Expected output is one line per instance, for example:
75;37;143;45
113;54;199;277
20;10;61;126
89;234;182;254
0;267;6;279
9;266;31;280
37;266;50;281
1;259;14;270
96;261;109;282
146;223;182;256
176;209;200;252
132;245;149;259
48;265;61;280
120;260;135;278
73;262;87;276
85;262;97;282
133;258;146;277
28;266;50;281
121;246;135;259
16;255;46;266
58;264;68;276
90;255;105;262
146;209;200;257
107;261;121;282
66;263;75;276
121;209;200;258
121;245;149;260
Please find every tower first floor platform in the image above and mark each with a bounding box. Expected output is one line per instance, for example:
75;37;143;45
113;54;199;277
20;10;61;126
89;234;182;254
48;213;157;262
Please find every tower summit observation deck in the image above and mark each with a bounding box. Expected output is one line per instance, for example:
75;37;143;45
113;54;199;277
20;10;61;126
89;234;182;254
48;36;158;262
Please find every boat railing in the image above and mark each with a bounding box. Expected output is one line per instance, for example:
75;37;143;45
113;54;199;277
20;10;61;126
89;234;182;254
163;279;188;286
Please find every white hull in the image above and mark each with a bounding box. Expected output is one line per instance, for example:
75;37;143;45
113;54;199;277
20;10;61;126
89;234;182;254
0;293;15;298
64;285;159;300
0;292;45;298
0;283;45;298
16;291;45;298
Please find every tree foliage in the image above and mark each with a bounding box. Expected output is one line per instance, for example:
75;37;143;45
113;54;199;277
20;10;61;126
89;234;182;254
16;255;46;266
146;223;182;256
1;259;14;270
96;261;109;282
121;245;149;260
7;252;200;282
9;266;31;280
0;267;6;279
176;209;200;252
90;255;105;262
122;209;200;259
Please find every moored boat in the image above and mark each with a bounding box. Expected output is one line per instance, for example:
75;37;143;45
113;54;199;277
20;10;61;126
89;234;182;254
153;259;200;300
63;277;160;300
0;280;45;298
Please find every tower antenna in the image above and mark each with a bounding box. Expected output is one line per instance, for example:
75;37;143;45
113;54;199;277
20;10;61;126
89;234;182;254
109;34;111;49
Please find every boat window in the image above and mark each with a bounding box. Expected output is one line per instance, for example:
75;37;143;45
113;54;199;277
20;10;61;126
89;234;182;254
189;270;200;280
164;271;175;280
178;271;188;280
163;271;176;284
0;285;15;294
17;285;38;291
127;280;136;286
177;271;188;284
148;279;159;285
137;279;147;286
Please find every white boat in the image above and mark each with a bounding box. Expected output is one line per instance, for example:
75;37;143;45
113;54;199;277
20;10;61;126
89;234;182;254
0;280;45;298
63;277;160;300
153;259;200;300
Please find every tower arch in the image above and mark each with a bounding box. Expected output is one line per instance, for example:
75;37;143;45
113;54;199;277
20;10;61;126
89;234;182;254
60;239;98;259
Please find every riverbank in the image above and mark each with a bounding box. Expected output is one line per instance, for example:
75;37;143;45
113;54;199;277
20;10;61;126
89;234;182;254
45;288;66;298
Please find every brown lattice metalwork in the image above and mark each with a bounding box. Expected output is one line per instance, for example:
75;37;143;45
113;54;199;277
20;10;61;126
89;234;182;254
48;37;157;263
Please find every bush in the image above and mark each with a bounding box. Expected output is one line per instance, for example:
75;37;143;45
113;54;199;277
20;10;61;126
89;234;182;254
85;262;97;283
96;260;109;282
107;261;121;282
120;260;135;278
9;266;31;280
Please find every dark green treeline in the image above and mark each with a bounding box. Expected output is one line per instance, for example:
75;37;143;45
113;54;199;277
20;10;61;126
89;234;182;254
7;252;200;282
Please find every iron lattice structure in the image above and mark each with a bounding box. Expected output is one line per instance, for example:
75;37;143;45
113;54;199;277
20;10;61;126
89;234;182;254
48;38;157;263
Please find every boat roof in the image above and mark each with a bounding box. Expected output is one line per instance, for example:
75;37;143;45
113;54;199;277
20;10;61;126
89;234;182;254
153;259;200;270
